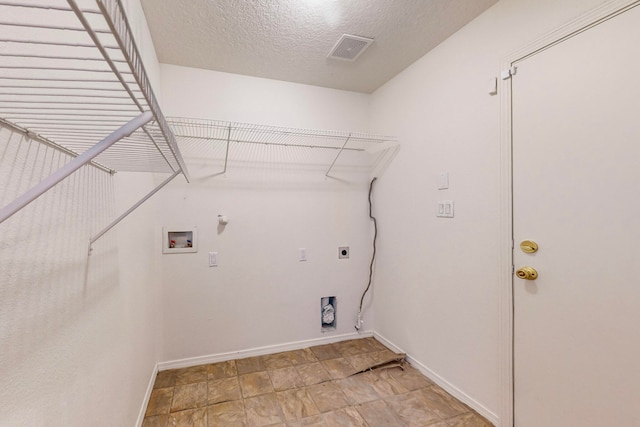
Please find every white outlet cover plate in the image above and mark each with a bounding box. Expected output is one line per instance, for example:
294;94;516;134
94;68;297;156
437;201;454;218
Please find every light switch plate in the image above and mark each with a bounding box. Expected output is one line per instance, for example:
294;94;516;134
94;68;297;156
438;172;449;190
209;252;218;267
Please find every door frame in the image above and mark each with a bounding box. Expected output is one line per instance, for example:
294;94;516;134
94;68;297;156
497;1;640;425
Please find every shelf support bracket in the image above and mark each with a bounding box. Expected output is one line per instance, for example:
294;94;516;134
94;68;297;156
88;169;181;254
0;111;154;225
325;134;352;177
223;126;231;175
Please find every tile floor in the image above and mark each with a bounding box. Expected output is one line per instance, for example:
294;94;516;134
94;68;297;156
142;337;493;427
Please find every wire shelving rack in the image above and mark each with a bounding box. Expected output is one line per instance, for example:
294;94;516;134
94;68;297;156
0;0;190;250
168;117;399;179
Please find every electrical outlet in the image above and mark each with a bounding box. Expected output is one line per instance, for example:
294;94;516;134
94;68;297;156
338;246;349;259
437;201;454;218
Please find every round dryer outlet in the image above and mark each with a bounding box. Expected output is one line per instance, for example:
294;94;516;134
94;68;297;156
338;246;349;259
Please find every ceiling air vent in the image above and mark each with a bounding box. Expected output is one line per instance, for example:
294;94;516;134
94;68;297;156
328;34;374;61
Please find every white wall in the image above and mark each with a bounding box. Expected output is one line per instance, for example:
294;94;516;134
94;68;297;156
0;134;160;427
369;0;608;424
157;65;375;361
0;1;164;426
160;64;370;130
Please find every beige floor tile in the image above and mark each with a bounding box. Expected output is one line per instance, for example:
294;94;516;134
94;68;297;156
387;365;434;391
141;414;168;427
338;338;380;357
269;367;305;391
309;343;341;360
336;374;381;405
445;412;493;427
333;339;366;357
208;400;247;427
321;357;356;379
346;352;377;372
295;362;331;386
419;387;469;419
385;390;442;427
356;399;407;427
263;352;292;370
285;414;325;426
174;365;208;385
361;337;388;352
371;369;409;397
240;371;275;398
306;381;350;413
208;377;242;404
244;393;286;427
170;382;207;412
168;407;207;427
142;339;485;427
276;388;320;421
208;360;237;380
145;387;173;416
352;338;378;353
370;349;404;366
286;348;317;365
236;356;266;375
322;407;368;426
153;370;176;389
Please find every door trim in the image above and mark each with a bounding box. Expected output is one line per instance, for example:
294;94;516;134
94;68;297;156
498;1;640;425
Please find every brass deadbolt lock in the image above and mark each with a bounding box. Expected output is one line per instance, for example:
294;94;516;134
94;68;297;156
516;266;538;280
520;240;539;253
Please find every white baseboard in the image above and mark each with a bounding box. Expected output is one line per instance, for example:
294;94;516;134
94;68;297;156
135;362;159;427
157;330;374;371
373;332;499;426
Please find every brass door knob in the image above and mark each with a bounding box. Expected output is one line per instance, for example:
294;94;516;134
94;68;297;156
516;266;538;280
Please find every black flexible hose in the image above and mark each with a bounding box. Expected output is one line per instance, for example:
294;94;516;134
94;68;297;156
359;177;377;312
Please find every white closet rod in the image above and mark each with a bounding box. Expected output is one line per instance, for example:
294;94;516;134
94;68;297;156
0;111;153;225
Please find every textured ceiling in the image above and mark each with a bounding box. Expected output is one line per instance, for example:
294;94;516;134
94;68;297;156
140;0;498;93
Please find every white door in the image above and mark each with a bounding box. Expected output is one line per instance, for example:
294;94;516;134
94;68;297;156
512;5;640;426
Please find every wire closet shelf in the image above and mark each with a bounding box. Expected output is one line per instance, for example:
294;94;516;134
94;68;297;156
0;0;190;243
168;117;399;178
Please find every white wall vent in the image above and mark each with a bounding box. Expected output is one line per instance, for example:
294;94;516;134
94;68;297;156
328;34;374;61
